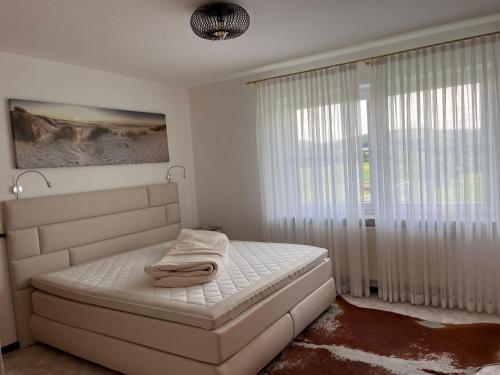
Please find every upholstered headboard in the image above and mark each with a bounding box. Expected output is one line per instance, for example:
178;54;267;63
3;183;181;347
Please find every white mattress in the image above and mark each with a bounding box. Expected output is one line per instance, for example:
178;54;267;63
32;240;328;329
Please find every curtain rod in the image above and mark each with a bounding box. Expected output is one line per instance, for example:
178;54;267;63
245;30;500;85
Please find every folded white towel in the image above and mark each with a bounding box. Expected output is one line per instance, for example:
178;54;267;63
145;228;229;287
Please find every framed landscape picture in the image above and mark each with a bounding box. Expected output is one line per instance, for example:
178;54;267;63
9;99;169;168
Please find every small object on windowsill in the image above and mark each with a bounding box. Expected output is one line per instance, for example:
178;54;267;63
194;225;222;233
365;218;375;227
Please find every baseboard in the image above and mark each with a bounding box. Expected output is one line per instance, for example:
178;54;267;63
1;341;19;354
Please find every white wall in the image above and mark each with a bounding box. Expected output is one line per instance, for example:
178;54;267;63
189;17;500;273
0;52;198;346
190;78;261;241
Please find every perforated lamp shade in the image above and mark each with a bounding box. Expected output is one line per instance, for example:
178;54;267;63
190;2;250;41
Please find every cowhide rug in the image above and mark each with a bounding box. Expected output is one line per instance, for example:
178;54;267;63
261;297;500;375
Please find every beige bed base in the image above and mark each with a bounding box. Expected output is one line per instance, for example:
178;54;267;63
3;183;335;374
30;279;334;375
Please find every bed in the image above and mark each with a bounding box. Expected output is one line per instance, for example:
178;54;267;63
3;183;335;375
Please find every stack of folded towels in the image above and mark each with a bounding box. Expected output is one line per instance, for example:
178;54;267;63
145;228;229;287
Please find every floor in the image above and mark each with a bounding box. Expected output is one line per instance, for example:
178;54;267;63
344;295;500;325
3;296;499;375
263;297;500;374
3;344;116;375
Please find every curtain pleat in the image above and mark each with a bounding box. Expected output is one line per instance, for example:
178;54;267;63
256;65;370;297
370;35;500;314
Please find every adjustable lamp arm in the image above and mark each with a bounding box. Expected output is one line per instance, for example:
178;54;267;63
166;165;186;183
13;170;52;199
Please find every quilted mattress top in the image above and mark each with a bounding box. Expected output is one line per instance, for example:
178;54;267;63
32;240;328;329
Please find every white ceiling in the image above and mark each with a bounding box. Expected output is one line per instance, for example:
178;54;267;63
0;0;499;87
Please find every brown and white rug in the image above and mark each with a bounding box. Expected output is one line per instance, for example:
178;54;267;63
262;297;500;375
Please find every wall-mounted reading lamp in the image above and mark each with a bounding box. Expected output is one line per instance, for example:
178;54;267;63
12;170;52;199
166;165;186;183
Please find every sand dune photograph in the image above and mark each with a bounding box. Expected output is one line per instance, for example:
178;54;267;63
9;99;169;168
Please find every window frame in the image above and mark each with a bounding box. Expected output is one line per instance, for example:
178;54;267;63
359;85;375;218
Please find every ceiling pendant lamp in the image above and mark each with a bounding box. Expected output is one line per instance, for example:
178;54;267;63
190;2;250;41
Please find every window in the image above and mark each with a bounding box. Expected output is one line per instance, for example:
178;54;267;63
294;89;373;217
387;83;482;205
292;82;483;217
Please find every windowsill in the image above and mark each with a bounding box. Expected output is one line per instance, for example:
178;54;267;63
284;214;494;229
331;217;376;227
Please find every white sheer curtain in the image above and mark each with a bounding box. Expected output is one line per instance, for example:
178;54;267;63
370;35;500;313
256;65;370;296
